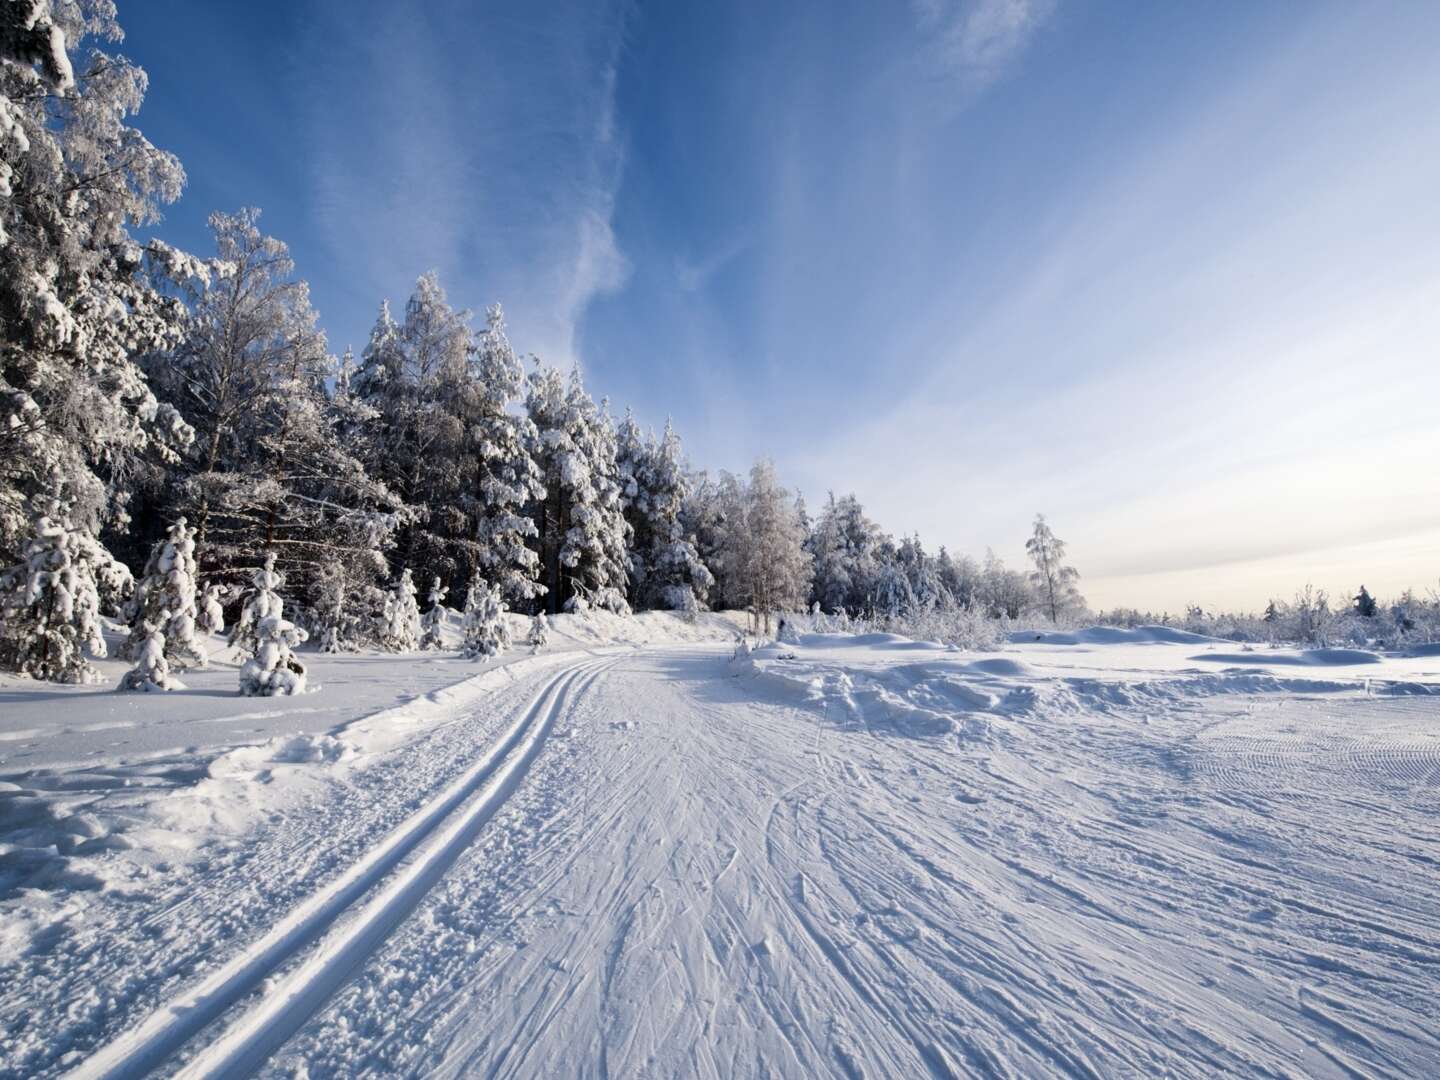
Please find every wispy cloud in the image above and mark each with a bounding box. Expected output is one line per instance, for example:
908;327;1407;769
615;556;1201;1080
294;0;633;366
912;0;1056;95
674;231;753;293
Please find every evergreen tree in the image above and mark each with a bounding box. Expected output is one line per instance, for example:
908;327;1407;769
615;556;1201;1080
379;567;422;651
118;617;185;692
121;517;206;668
528;612;549;654
420;576;448;650
526;364;630;614
805;493;885;615
461;578;510;659
472;305;545;604
1354;585;1378;619
353;273;488;593
197;582;226;638
0;496;105;682
236;553;308;696
617;414;712;611
1;2;197;562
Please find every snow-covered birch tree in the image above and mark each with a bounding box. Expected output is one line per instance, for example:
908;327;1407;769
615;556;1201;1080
1026;514;1083;623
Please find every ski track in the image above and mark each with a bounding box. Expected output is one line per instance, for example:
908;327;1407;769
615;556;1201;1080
258;648;1438;1079
4;643;1439;1078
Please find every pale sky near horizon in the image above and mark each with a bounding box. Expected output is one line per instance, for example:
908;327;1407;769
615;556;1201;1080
122;1;1440;614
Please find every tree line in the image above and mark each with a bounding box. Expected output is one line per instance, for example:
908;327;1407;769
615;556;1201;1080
0;2;1085;688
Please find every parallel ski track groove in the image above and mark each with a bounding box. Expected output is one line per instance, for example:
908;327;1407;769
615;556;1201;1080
67;655;615;1080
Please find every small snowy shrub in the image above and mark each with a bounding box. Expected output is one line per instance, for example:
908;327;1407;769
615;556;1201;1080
420;576;448;650
378;567;422;651
528;612;549;653
121;517;207;669
461;578;510;660
118;617;186;692
236;553;309;696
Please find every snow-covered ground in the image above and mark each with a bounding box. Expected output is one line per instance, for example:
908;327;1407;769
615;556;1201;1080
3;620;1439;1077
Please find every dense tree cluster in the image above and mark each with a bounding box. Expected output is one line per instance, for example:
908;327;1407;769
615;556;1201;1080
0;2;1093;686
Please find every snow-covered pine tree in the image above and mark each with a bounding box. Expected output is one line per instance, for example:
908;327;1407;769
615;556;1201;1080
236;553;308;696
118;617;185;692
805;493;886;615
0;2;198;564
461;578;510;660
528;612;549;653
197;582;226;638
352;274;487;593
680;471;731;604
312;563;347;654
472;305;545;606
936;547;982;610
526;364;630;614
420;576;448;650
895;534;949;614
0;497;106;683
1354;586;1378;619
617;415;713;611
379;567;422;651
1026;515;1084;623
121;518;207;669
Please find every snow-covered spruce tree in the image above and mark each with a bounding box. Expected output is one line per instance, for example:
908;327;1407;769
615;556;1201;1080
379;568;422;651
420;576;448;650
197;582;226;638
472;305;545;605
936;546;982;610
118;617;184;692
146;210;399;626
1354;585;1378;619
0;2;198;562
528;612;549;653
526;364;630;615
805;493;887;616
236;553;308;696
352;274;491;593
120;517;206;668
0;496;105;682
1026;514;1084;624
461;578;510;660
617;414;713;611
715;461;812;635
680;470;734;606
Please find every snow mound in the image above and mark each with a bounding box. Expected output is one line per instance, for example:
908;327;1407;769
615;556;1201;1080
1404;642;1440;657
1012;625;1221;646
208;734;351;778
1192;648;1382;667
731;643;997;740
797;632;942;650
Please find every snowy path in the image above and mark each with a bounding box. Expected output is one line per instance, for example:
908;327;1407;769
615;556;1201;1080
5;635;1440;1077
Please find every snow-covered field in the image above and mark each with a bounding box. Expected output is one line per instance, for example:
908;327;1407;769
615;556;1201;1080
3;619;1439;1077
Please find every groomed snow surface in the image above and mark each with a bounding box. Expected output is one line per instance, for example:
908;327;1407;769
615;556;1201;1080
3;617;1439;1078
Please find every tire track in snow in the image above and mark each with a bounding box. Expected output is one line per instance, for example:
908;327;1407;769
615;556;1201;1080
67;656;612;1080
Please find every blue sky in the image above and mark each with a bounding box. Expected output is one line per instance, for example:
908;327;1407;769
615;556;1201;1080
120;1;1440;612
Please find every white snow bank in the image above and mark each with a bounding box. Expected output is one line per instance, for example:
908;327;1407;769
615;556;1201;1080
1010;624;1221;646
1191;647;1382;667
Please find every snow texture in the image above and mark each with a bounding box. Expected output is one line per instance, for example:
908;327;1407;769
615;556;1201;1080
2;619;1438;1078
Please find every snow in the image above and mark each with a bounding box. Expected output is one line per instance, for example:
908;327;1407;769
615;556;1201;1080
2;619;1439;1077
